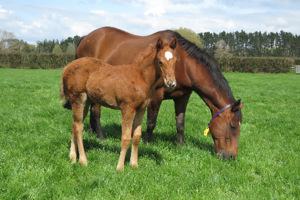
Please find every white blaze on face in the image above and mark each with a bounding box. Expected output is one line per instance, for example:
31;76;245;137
165;51;173;61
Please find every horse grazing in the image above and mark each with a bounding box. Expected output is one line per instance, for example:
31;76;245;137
60;38;177;171
77;27;243;160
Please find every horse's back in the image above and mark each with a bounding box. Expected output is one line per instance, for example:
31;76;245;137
76;27;137;59
76;27;174;65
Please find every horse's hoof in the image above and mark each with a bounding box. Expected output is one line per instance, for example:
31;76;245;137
98;136;105;141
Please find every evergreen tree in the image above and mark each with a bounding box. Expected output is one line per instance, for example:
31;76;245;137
52;44;63;54
65;43;76;54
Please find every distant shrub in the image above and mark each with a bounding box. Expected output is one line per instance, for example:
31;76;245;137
216;57;294;73
293;58;300;65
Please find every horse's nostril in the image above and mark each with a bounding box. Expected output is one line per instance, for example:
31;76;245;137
230;154;236;160
218;151;236;160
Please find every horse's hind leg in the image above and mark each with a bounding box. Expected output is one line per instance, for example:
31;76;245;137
70;93;88;166
89;104;105;140
116;107;136;172
130;108;146;169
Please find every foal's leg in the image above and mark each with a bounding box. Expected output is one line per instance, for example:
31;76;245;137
89;104;105;140
70;93;89;166
116;107;136;172
130;108;146;169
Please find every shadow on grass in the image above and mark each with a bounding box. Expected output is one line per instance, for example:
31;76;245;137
83;123;216;164
188;136;216;156
83;123;163;165
151;132;216;156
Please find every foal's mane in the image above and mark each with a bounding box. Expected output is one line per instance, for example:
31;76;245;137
167;30;236;103
133;44;157;67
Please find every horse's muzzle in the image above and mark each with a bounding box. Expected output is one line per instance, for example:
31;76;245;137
218;150;236;160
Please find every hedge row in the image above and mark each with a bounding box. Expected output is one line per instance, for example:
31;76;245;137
216;57;295;73
293;57;300;65
0;53;297;73
0;53;75;69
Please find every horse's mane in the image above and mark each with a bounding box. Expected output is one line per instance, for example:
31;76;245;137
167;30;236;103
133;44;156;67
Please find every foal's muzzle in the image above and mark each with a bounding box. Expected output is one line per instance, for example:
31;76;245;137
165;80;176;91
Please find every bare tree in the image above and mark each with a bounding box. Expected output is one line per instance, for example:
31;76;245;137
0;30;15;52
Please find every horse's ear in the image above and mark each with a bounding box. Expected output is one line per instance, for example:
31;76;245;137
156;38;163;50
231;99;243;112
170;37;177;49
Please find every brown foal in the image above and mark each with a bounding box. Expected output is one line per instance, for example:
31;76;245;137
60;38;177;171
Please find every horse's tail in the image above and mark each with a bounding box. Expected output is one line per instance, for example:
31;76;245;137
59;75;72;110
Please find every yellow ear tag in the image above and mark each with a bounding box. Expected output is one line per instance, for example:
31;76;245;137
204;127;211;136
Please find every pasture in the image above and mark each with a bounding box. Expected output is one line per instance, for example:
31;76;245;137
0;68;299;199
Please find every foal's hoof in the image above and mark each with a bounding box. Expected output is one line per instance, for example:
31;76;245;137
70;154;77;164
116;165;124;173
130;163;138;169
79;159;88;167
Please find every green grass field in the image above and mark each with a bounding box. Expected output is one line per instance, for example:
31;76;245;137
0;68;299;199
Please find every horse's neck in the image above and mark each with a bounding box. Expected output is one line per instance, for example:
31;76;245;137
202;94;231;116
189;62;233;115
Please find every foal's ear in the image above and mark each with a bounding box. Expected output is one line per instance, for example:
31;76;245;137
170;37;177;49
231;99;243;112
156;38;163;50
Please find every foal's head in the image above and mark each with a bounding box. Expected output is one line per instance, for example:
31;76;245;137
155;37;177;91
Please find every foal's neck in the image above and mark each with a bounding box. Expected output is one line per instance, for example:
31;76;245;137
134;47;161;85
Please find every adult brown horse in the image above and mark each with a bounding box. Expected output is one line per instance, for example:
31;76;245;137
60;38;178;171
76;27;243;160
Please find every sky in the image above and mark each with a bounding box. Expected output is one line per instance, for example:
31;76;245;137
0;0;299;44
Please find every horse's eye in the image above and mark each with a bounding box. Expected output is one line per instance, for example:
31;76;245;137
230;124;236;130
158;61;163;66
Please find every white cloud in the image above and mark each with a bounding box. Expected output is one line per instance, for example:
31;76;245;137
70;23;95;36
0;5;6;13
143;0;167;17
90;10;106;15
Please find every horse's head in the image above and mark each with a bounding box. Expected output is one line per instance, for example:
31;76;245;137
155;37;177;91
208;99;243;160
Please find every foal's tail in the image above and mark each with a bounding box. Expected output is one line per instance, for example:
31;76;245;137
59;76;72;110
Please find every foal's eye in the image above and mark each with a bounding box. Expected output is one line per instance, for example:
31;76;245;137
158;61;163;66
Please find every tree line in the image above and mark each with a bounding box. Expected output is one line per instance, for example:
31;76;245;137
0;30;80;54
199;30;300;57
1;29;300;58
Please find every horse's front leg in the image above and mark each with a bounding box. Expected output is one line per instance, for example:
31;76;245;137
145;89;164;143
130;108;146;169
174;92;191;144
89;104;105;140
116;107;136;172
